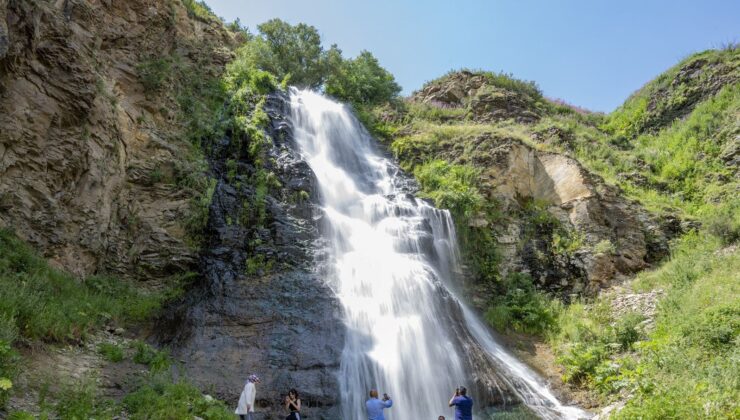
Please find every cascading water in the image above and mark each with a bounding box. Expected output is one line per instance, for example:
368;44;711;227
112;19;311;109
288;88;590;420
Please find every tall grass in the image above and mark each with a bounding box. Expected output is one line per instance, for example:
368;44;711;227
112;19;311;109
550;232;739;417
0;229;170;408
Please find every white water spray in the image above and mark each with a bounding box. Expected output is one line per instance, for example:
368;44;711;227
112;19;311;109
288;88;590;420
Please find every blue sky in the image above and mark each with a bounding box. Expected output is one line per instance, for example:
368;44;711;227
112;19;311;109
205;0;739;112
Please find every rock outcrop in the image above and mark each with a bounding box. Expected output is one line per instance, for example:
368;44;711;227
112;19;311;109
392;127;672;298
411;70;542;123
475;139;666;295
0;0;234;282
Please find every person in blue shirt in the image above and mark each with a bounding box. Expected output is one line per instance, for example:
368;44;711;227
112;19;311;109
366;389;393;420
448;386;473;420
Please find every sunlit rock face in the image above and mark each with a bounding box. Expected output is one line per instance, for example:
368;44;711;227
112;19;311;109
0;0;235;283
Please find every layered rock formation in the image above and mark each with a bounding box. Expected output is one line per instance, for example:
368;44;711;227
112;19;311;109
465;137;666;296
0;0;234;282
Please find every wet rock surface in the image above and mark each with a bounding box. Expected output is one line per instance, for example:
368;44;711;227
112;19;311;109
160;93;344;419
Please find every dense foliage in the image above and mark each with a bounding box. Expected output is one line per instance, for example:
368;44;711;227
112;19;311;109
325;50;402;106
241;19;326;88
240;18;400;105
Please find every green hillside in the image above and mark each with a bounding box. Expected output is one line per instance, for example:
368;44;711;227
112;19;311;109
369;47;739;418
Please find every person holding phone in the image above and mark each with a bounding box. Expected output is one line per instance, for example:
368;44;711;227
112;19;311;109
366;389;393;420
285;388;301;420
448;386;473;420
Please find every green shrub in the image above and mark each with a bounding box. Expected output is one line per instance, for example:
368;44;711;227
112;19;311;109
0;316;18;408
136;57;173;93
551;228;585;256
414;160;484;220
123;374;233;420
183;177;217;246
181;0;217;22
54;380;116;420
98;343;124;363
683;305;739;350
485;273;559;335
593;239;616;255
6;411;35;420
705;203;740;245
614;312;645;351
601;96;648;138
557;341;609;384
131;341;172;373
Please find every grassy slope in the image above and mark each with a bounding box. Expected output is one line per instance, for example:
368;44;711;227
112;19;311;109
374;48;739;418
0;228;235;418
548;48;739;418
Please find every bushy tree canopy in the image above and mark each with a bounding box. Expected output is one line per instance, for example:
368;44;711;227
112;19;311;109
325;51;401;106
241;19;400;104
243;19;326;88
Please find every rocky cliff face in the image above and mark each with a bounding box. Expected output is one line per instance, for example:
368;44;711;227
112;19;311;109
392;71;676;299
0;0;233;283
455;136;667;297
1;2;346;416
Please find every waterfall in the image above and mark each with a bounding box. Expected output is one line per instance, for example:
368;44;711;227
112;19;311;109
287;88;589;420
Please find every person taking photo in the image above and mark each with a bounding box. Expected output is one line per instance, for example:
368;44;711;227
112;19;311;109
449;386;473;420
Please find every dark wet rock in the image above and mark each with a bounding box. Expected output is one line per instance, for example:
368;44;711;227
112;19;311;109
159;92;344;419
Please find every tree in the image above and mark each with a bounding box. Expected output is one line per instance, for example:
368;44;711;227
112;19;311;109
325;50;401;106
245;19;325;88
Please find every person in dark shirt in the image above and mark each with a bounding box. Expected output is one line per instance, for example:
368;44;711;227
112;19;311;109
448;386;473;420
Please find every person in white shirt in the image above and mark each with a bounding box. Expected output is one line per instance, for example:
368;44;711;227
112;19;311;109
235;374;261;420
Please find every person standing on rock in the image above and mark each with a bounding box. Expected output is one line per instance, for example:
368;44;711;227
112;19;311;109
366;389;393;420
235;374;260;420
284;388;302;420
448;386;473;420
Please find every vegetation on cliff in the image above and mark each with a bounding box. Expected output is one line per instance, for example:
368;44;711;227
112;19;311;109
547;48;739;418
0;228;204;415
373;47;739;417
1;0;402;415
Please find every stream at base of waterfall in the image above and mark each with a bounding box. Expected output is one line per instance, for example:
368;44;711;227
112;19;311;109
288;88;590;420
